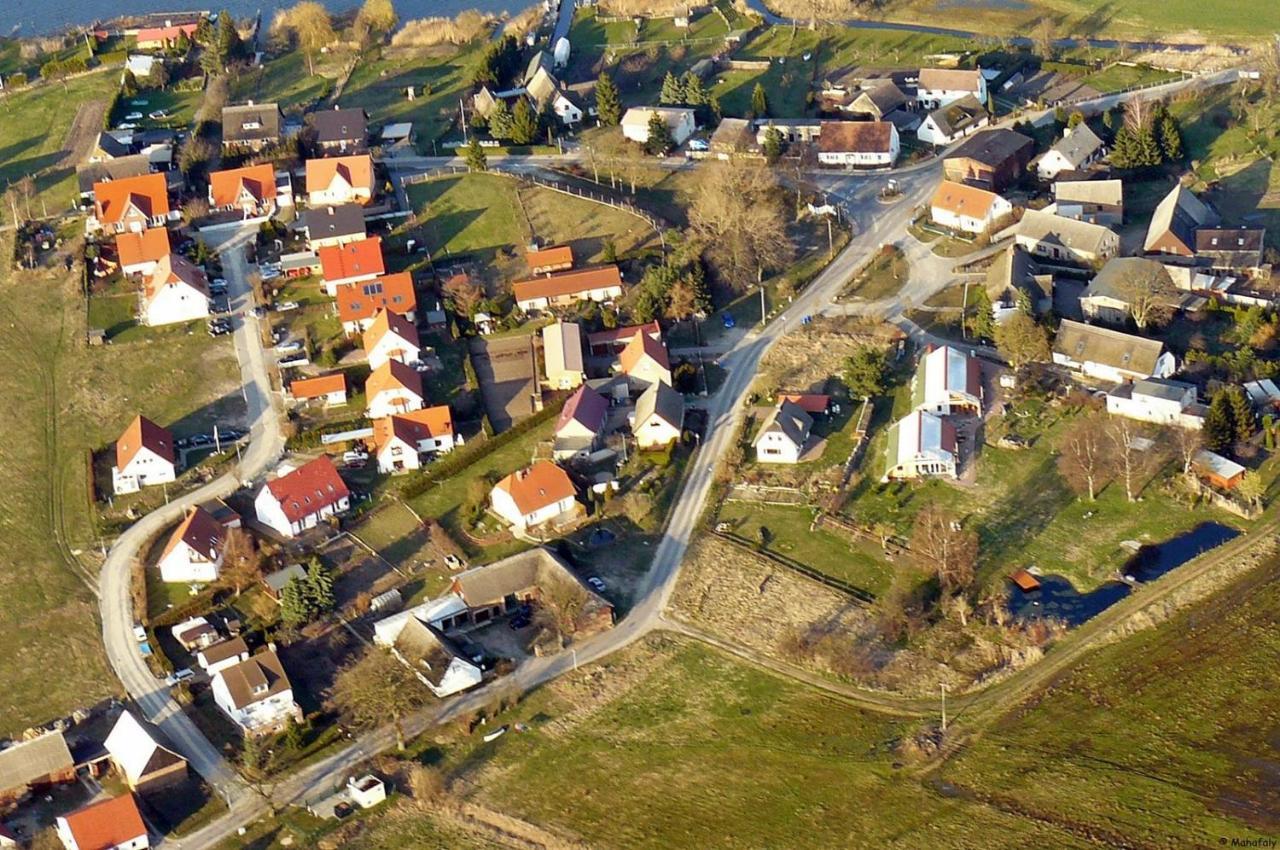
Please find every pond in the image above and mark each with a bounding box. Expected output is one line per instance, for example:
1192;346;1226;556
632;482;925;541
1008;522;1240;627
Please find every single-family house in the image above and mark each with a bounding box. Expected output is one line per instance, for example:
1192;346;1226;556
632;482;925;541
1052;179;1123;226
1193;449;1246;490
302;204;366;251
288;373;348;406
319;237;385;296
171;616;219;650
916;95;989;146
1052;318;1176;383
305;154;375;207
912;345;983;415
586;321;661;356
221;102;283;151
778;393;832;414
124;54;159;82
135;22;199;50
1036;124;1105;180
253;456;350;538
916;67;987;110
89;130;134;163
446;547;613;634
542;321;585;390
839;80;911;123
115;227;170;277
1014;209;1118;265
312;106;368;155
1195;227;1265;270
363;308;421;370
1081;257;1190;325
710;117;761;159
1144;184;1218;258
1106;378;1205;429
377;615;482;697
633;380;684;449
553;384;609;460
753;400;813;464
157;506;224;583
112;415;176;495
943;129;1034;192
208;164;277;218
260;564;307;601
196;637;251;675
753;119;822;146
336;272;417;334
527;244;574;275
78;154;154;203
620;107;697;146
986;245;1053;316
930;180;1012;235
142;253;210;326
489;460;581;532
372;406;459;473
56;794;148;850
210;648;302;734
513;265;623;312
102;710;187;793
817;121;900;167
0;731;75;808
366;359;425;418
90;172;172;234
619;326;672;390
1244;378;1280;411
883;410;958;481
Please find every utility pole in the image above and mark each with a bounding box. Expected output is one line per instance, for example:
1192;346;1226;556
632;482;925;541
759;285;766;325
940;682;948;732
960;280;970;340
459;98;468;143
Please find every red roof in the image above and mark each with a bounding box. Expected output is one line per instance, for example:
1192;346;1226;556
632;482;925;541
115;227;170;269
778;393;830;414
493;460;576;516
209;164;276;208
60;794;146;850
161;506;224;561
586;320;660;349
289;373;348;400
527;244;574;272
319;236;384;284
513;265;622;304
264;456;350;524
556;384;608;434
336;273;416;324
818;121;894;154
620;329;670;374
116;414;175;468
94;173;169;226
136;23;198;43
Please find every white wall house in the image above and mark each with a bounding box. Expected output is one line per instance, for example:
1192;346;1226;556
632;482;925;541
1053;319;1177;384
372;606;482;698
56;795;149;850
916;95;989;146
366;360;426;419
1106;378;1204;429
210;649;302;735
817;121;900;167
196;638;251;675
632;381;684;449
489;460;580;531
373;407;461;474
142;254;210;327
930;181;1013;235
620;107;697;146
363;310;421;371
253;456;350;538
157;507;225;583
112;415;176;495
552;91;583;126
753;400;813;464
916;68;987;110
912;345;984;415
1036;124;1105;181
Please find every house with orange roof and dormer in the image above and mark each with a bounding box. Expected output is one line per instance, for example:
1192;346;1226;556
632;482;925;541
319;236;385;296
336;272;416;334
116;226;171;277
287;373;348;406
372;406;460;473
142;253;210;326
208;164;278;219
89;172;173;234
112;415;176;495
253;456;350;538
363;309;421;370
619;327;672;391
489;460;582;532
158;506;225;583
306;154;375;207
366;360;425;418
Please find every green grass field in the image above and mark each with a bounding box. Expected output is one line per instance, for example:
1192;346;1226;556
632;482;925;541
1081;62;1181;94
230;51;340;113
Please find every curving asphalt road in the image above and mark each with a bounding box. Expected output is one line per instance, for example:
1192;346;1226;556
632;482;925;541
97;225;283;798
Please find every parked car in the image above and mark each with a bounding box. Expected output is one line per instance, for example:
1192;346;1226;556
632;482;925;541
274;301;299;312
211;278;228;287
509;612;531;630
274;340;303;354
124;112;144;121
207;323;232;337
342;450;368;465
586;577;607;593
722;313;736;329
116;122;139;131
165;668;195;686
148;110;170;120
132;624;147;642
688;139;709;152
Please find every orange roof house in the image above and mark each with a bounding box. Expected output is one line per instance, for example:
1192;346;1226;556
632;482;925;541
288;373;348;404
778;393;831;414
116;226;171;274
371;406;458;472
619;328;672;389
256;456;350;537
208;164;277;212
365;359;425;418
319;236;385;293
336;272;417;332
305;154;375;206
362;308;421;369
489;460;580;530
527;244;574;275
135;22;199;48
92;172;170;232
513;265;623;311
57;793;147;850
116;414;176;470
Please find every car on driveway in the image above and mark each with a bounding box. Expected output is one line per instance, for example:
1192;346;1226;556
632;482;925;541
165;668;195;686
124;111;144;121
586;576;607;593
274;301;299;312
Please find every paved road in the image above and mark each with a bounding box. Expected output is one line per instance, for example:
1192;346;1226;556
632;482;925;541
97;225;283;799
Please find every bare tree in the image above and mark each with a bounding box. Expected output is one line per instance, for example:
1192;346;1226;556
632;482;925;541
329;649;427;750
274;2;336;75
1107;418;1150;502
1032;17;1059;60
442;273;483;318
911;505;978;596
1171;426;1202;476
1057;412;1113;500
689;160;795;291
220;526;262;596
239;734;280;815
1124;96;1153;133
406;762;448;808
1115;262;1174;330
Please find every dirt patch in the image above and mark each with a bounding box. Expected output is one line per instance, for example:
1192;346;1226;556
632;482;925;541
58;99;109;170
753;318;902;397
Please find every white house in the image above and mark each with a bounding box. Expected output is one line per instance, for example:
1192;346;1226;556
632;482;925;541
930;181;1013;235
554;384;609;460
551;90;583;126
366;359;425;419
157;507;224;583
362;309;421;371
1106;378;1204;429
620;107;697;146
916;67;987;110
56;794;149;850
753;400;813;464
253;456;350;538
347;775;389;809
489;460;581;532
1053;319;1177;383
112;415;176;495
633;381;684;449
142;253;210;327
196;637;251;675
619;328;672;390
102;710;188;793
1051;179;1124;226
883;410;958;481
912;345;983;415
372;605;482;698
1014;208;1119;265
210;648;302;734
817;121;899;167
543;321;585;390
1036;124;1105;180
916;95;989;147
372;406;460;474
116;227;170;277
305;155;374;207
513;265;623;313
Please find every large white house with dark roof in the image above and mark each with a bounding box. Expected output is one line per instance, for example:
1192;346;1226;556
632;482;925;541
210;648;301;734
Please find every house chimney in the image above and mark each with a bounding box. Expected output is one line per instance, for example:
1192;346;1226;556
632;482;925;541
327;206;335;216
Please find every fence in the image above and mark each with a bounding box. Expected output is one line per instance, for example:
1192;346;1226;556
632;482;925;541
713;530;875;603
725;483;807;504
813;511;907;556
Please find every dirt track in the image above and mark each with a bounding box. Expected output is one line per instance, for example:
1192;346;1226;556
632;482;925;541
58;100;109;171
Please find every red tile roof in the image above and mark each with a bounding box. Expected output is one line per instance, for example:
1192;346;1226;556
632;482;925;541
373;406;454;452
145;253;210;302
161;506;225;561
136;23;198;44
60;794;146;850
778;393;830;414
619;329;670;374
493;460;576;516
557;384;608;434
586;320;660;349
265;456;350;524
513;265;622;304
365;359;423;401
116;414;175;468
208;164;276;208
94;173;169;226
818;121;894;154
305;154;374;198
319;236;385;284
527;244;574;273
289;373;348;400
930;180;1002;219
115;227;170;269
362;308;420;353
336;273;416;324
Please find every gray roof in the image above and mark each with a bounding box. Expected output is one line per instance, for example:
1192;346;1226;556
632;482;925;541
524;50;554;86
263;563;307;593
302;204;366;241
78;154;153;195
393;618;466;688
946;128;1033;167
1053;179;1123;207
635;381;684;430
451;548;610;617
95;131;132;158
1085;257;1175;303
1053;319;1165;375
222;103;282;144
312;107;367;146
1016;209;1117;257
986;245;1050;304
926;94;986;138
756;400;813;448
849;80;909;117
711;117;757;152
0;732;73;792
215;649;291;710
199;636;249;665
1132;377;1196;402
1048;124;1104;167
1144;184;1218;254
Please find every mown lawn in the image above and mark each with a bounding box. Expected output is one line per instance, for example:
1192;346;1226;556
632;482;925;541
230;51;342;113
713;59;814;120
1081;62;1181;94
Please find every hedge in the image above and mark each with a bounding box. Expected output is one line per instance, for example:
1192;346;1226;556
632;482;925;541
399;392;567;500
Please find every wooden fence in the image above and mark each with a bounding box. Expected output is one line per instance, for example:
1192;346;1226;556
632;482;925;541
713;530;875;603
